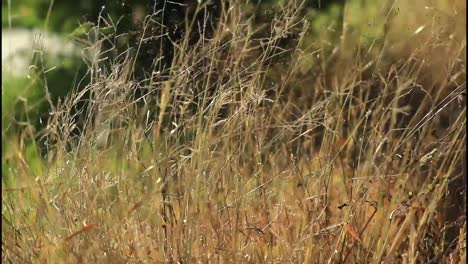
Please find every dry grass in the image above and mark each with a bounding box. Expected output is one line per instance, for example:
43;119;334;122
2;1;466;263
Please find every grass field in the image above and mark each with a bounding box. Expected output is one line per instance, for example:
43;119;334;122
2;1;466;263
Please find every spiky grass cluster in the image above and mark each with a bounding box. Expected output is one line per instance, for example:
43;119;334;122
2;1;465;263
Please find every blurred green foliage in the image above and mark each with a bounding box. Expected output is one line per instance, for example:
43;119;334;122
2;47;87;131
1;0;349;162
2;0;78;32
0;0;362;158
2;0;149;33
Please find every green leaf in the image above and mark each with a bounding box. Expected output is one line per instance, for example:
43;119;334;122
98;26;115;36
69;22;95;39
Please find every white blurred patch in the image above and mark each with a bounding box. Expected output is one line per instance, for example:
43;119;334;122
2;28;77;77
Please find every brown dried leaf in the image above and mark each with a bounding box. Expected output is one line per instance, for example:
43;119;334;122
64;224;98;242
344;223;363;244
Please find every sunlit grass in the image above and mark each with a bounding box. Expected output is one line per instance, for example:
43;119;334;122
2;0;466;263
